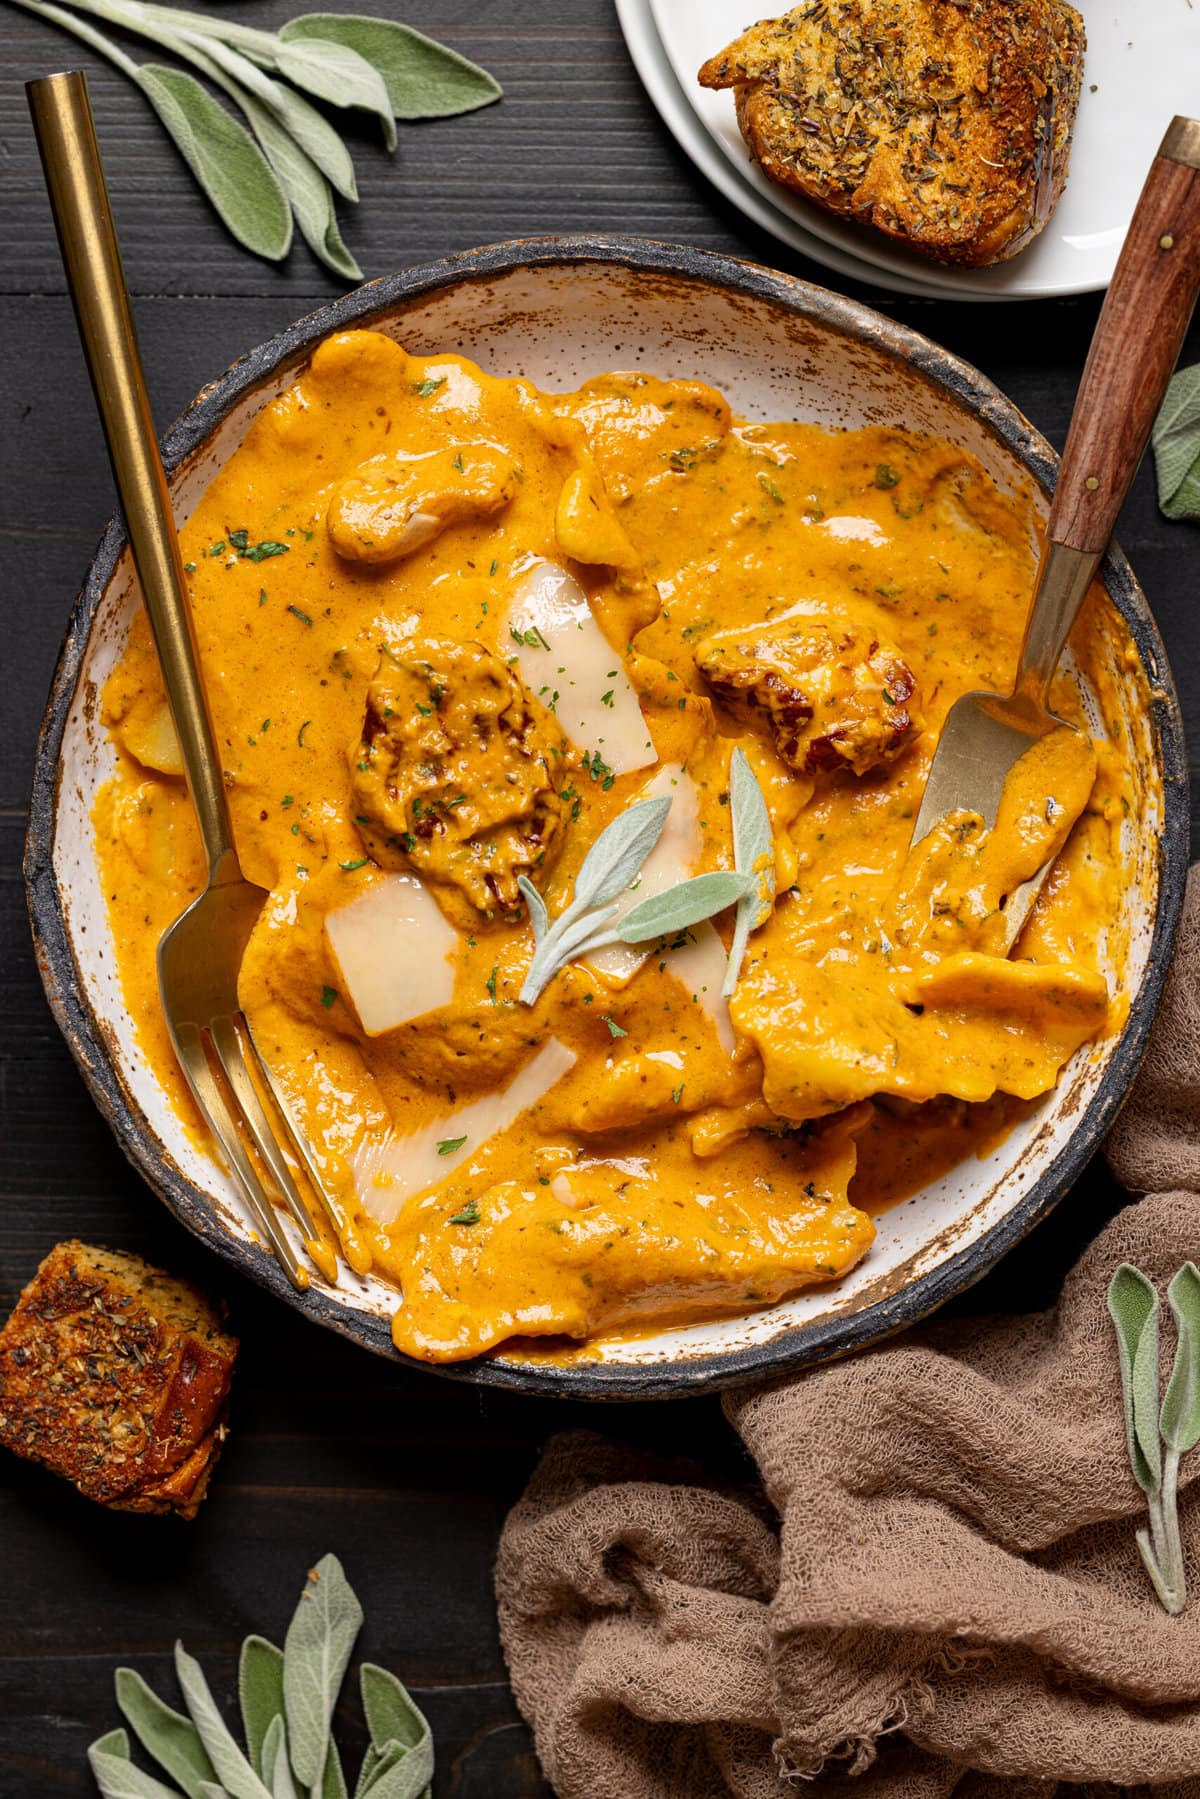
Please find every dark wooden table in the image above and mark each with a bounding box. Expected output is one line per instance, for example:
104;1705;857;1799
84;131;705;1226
2;4;1198;1793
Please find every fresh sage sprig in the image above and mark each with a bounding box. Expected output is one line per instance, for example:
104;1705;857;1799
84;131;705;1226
12;0;500;277
1152;365;1200;522
517;794;752;1006
722;747;776;997
87;1553;434;1799
1108;1262;1200;1614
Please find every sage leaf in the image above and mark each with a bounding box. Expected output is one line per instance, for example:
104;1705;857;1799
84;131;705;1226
354;1745;383;1799
178;33;358;202
175;1641;272;1799
1108;1263;1162;1496
723;747;775;996
1161;1262;1200;1453
360;1664;432;1762
116;1667;218;1798
518;900;620;1005
281;15;501;118
271;28;395;148
236;92;362;279
320;1738;350;1799
88;1737;187;1799
573;796;670;911
617;870;753;944
283;1555;363;1786
239;1635;284;1777
1152;365;1200;522
517;874;548;944
261;1715;297;1799
356;1738;432;1799
135;64;292;260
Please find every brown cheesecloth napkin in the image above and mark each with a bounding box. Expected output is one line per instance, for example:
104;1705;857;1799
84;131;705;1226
496;867;1200;1797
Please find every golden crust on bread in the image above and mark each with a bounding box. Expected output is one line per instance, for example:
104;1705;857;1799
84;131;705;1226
0;1242;237;1518
699;0;1085;267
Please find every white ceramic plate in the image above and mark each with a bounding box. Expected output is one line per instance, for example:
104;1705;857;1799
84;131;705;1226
637;0;1200;299
28;242;1186;1396
614;0;948;300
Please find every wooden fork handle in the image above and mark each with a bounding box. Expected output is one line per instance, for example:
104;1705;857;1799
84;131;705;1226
1050;117;1200;555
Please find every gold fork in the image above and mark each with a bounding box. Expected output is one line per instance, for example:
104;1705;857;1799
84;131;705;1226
909;117;1200;948
29;70;346;1291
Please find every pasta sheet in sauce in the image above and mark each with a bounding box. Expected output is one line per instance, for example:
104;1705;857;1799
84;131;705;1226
94;330;1133;1363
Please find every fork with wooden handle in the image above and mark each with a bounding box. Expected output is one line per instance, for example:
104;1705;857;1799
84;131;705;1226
910;116;1200;946
28;69;353;1291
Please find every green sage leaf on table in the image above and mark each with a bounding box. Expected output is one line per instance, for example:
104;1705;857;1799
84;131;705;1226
1161;1261;1200;1452
1108;1261;1162;1495
258;1716;296;1799
723;746;776;996
319;1737;350;1799
116;1669;218;1799
1152;364;1200;522
359;1664;434;1796
236;91;362;279
175;1643;272;1799
282;14;501;119
238;1637;285;1780
15;0;501;275
88;1557;431;1799
135;64;292;261
283;1553;364;1786
269;26;396;148
184;34;358;201
89;1729;188;1799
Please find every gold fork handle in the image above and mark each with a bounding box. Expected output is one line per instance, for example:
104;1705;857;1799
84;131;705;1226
1019;116;1200;694
27;70;238;881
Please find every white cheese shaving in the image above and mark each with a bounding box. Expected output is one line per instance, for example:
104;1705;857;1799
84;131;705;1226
325;874;457;1036
505;561;655;775
354;1038;577;1224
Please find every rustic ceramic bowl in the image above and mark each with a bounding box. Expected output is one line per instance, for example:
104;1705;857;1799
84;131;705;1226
26;238;1188;1397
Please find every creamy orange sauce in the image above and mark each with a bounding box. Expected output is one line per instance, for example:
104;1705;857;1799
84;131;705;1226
94;330;1132;1362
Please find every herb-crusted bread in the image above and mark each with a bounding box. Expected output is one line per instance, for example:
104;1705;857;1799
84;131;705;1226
0;1242;237;1518
698;0;1085;267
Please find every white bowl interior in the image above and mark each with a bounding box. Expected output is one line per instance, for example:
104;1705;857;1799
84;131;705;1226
51;262;1162;1369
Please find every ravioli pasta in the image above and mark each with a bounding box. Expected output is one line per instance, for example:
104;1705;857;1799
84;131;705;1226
95;330;1132;1362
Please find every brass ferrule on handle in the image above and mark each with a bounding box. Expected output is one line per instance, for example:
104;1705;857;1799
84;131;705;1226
27;70;238;882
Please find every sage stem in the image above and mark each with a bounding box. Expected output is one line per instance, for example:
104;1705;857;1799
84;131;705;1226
8;0;141;76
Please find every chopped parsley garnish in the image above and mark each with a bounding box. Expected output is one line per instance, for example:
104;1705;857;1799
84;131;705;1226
671;1082;685;1105
414;377;445;398
287;604;313;626
486;966;498;1006
758;473;785;503
339;858;369;872
449;1198;480;1224
600;689;614;708
582;748;615;790
298;720;312;747
602;1015;627;1038
874;463;902;489
320;985;338;1009
438;1136;468;1157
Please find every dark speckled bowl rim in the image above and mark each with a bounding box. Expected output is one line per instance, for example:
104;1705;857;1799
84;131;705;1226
25;235;1189;1400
